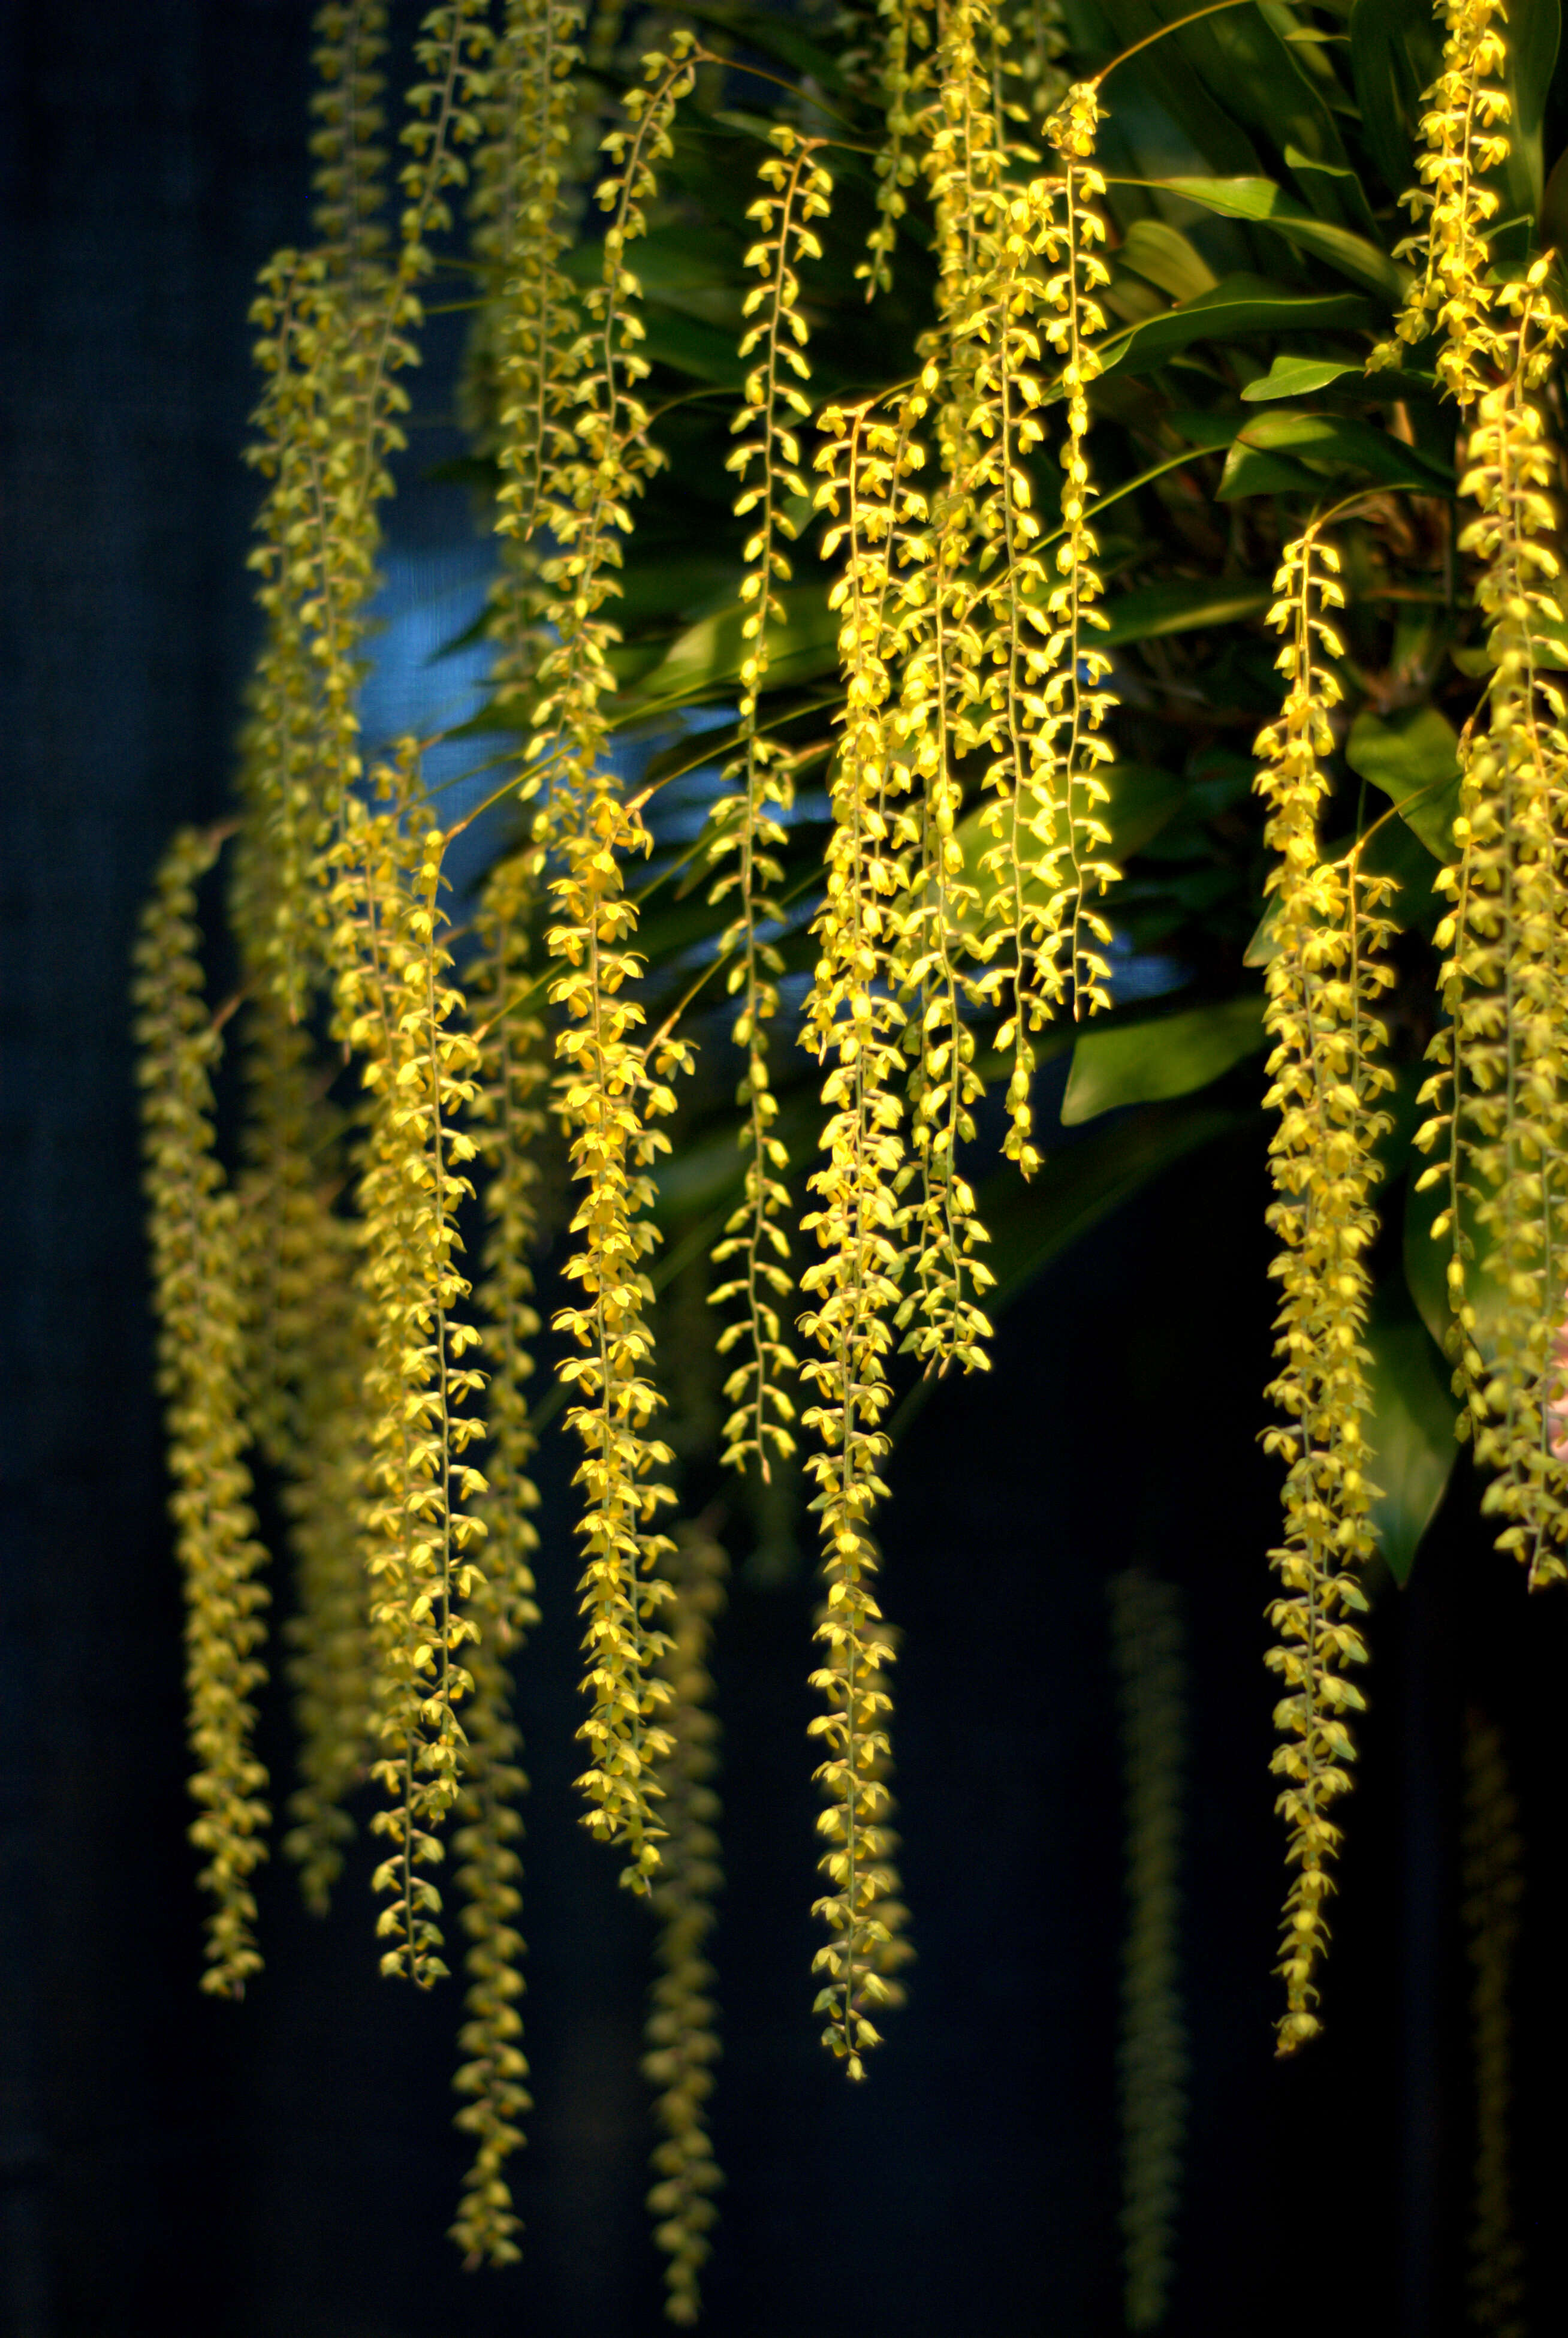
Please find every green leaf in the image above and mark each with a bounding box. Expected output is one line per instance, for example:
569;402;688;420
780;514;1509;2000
1500;0;1561;222
1104;274;1374;375
1240;354;1362;400
1281;145;1377;233
1166;408;1249;451
1100;577;1274;644
1220;408;1452;495
1061;994;1265;1125
1144;176;1405;299
636;310;747;387
1101;764;1187;859
1345;704;1461;860
1114;0;1374;230
1364;1272;1460;1585
1542;143;1568;262
1217;442;1331;498
1349;0;1443;200
1097;0;1267;181
674;0;856;96
1238;354;1440;404
617;583;838;718
1118;219;1219;302
562;226;747;383
564;224;738;309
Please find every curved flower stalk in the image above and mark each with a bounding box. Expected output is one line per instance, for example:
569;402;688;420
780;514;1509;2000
705;131;834;1479
643;1519;728;2325
1461;1711;1526;2337
1109;1569;1187;2336
329;755;487;1986
917;0;1003;317
526;38;699;1887
445;846;551;2266
1256;525;1398;2048
134;828;271;1997
878;3;999;1372
1422;276;1568;1584
799;398;926;2075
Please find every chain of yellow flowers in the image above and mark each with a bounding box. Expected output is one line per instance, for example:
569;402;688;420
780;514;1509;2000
1038;85;1119;1019
1374;0;1511;402
886;0;1002;1310
859;0;931;297
705;131;833;1479
800;399;923;2076
1418;270;1568;1585
134;827;272;1997
643;1519;728;2325
230;984;372;1917
892;457;995;1373
1255;526;1397;2048
330;758;487;1986
309;0;391;282
528;38;699;1885
278;1269;375;1917
445;845;551;2267
467;0;587;790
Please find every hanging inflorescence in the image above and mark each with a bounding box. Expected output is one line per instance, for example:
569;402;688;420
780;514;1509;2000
1256;523;1397;2048
1418;272;1568;1587
643;1519;728;2325
704;129;833;1481
529;36;700;1888
446;843;551;2267
800;395;926;2076
135;827;272;1997
1389;7;1568;1587
331;758;490;1985
133;0;1568;2295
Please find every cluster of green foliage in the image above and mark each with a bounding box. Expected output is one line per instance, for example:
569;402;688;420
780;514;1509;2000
135;0;1568;2315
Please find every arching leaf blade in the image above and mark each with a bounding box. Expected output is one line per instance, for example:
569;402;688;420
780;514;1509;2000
1062;995;1265;1125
